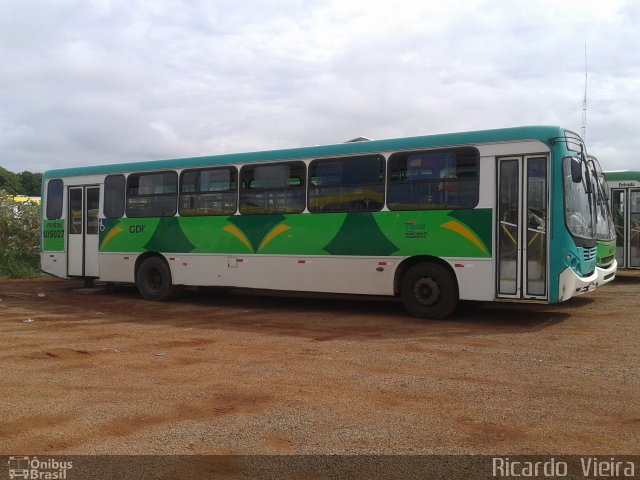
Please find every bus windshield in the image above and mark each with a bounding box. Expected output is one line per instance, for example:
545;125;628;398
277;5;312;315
588;156;616;242
563;156;596;241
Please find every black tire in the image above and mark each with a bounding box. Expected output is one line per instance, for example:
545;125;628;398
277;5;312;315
400;262;458;319
136;256;176;301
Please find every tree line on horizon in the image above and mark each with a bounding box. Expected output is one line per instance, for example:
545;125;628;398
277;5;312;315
0;166;42;196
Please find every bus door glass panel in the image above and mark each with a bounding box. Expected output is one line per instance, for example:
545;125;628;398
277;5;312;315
611;189;625;268
497;156;548;299
630;190;640;267
84;186;100;277
525;157;547;298
67;187;84;276
86;188;99;235
497;159;520;296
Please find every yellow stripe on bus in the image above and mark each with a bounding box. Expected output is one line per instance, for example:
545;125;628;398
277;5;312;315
441;220;488;255
222;224;254;253
100;226;123;249
258;224;291;252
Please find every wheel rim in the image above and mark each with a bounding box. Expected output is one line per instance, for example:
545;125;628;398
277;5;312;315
413;277;440;306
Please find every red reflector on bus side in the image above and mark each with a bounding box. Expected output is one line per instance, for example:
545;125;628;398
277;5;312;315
182;262;188;266
124;256;130;260
237;258;244;263
298;260;305;264
455;263;464;268
169;257;175;261
378;261;387;266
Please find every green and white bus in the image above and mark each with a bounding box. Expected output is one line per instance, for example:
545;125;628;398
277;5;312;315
605;170;640;269
41;126;604;318
588;156;617;284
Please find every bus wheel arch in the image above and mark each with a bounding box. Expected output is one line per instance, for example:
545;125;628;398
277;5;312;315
395;256;459;319
135;253;177;301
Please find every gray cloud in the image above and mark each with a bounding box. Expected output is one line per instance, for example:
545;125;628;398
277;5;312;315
0;0;638;173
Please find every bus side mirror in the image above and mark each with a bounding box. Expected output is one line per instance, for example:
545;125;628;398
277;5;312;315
570;158;583;183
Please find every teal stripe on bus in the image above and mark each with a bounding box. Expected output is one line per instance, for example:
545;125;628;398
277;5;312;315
43;126;564;179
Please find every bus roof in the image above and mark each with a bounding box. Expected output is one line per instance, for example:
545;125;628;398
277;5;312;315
43;125;565;179
603;170;640;182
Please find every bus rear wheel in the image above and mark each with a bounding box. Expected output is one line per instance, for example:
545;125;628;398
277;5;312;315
136;256;176;301
400;263;458;319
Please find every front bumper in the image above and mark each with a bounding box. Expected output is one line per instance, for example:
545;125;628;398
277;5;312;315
595;258;617;287
558;267;599;302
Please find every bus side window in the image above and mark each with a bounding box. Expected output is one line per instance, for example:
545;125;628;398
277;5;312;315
104;175;126;218
179;167;237;216
126;171;178;218
239;162;305;214
308;155;384;213
387;148;479;210
45;179;64;220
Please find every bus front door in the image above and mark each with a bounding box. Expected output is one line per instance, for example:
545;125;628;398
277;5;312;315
67;185;100;277
612;188;640;268
496;156;548;299
631;190;640;267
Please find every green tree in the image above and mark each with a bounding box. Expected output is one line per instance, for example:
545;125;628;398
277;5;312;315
0;166;21;195
18;171;43;196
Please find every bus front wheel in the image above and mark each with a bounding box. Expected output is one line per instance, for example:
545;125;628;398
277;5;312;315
136;256;176;301
400;263;458;319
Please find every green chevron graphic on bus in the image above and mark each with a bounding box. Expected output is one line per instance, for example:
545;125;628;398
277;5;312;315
323;213;398;256
99;209;491;258
224;214;287;253
143;217;195;252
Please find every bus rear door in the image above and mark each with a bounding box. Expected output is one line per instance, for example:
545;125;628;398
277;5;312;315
67;185;100;277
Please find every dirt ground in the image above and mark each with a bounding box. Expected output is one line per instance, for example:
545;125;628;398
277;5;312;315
0;273;638;455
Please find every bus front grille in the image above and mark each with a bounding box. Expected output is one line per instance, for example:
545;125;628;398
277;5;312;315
583;247;597;262
600;255;615;267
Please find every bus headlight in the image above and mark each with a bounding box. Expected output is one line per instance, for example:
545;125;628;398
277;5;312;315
565;252;579;271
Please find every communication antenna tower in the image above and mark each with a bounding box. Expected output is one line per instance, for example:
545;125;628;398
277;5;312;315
582;44;587;142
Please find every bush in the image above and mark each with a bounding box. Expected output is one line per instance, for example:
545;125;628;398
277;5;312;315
0;189;41;278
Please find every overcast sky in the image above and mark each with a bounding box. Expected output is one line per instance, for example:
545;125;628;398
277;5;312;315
1;0;638;174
